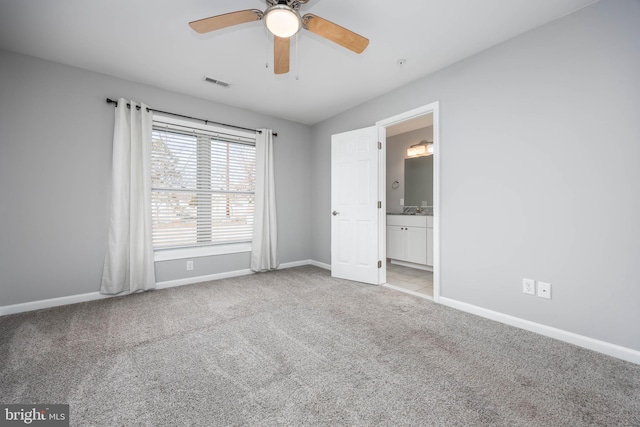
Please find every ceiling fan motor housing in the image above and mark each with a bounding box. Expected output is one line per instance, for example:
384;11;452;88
266;0;310;8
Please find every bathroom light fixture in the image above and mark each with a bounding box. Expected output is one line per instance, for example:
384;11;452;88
407;140;433;157
264;4;302;38
407;144;425;157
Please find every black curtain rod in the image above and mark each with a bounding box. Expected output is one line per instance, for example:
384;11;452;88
105;98;277;137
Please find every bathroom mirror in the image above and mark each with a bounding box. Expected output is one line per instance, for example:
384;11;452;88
404;156;433;207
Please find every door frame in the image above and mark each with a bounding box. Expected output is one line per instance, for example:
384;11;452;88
376;102;440;302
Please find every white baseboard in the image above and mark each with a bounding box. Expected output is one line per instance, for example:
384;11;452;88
0;259;328;316
0;291;114;316
439;297;640;365
155;269;254;290
309;260;331;270
279;260;314;269
156;260;320;290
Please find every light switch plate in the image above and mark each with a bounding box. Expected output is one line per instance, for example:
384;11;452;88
537;281;551;299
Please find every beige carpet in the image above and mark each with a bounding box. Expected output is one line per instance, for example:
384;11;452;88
1;266;639;426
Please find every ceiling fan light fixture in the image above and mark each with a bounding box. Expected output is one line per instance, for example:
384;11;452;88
264;5;301;38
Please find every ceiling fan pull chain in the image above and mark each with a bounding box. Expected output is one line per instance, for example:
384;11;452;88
295;32;300;80
265;33;271;69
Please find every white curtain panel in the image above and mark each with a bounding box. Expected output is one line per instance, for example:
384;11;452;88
251;129;279;272
100;98;156;294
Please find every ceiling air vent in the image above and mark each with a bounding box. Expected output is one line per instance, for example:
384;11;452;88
204;76;230;88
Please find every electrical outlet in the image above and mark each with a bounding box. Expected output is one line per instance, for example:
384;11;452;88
186;260;194;271
522;278;536;295
537;281;551;299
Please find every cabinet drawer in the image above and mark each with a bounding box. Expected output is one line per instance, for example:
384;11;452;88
386;215;427;228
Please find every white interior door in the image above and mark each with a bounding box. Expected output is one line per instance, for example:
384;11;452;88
331;126;383;285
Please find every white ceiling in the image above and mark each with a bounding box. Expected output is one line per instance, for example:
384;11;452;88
0;0;597;125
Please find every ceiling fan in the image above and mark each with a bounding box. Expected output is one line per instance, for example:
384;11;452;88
189;0;369;75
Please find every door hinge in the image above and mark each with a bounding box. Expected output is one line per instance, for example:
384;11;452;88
378;260;382;268
378;142;382;149
378;201;382;209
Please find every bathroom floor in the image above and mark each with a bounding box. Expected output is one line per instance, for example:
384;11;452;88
386;261;433;297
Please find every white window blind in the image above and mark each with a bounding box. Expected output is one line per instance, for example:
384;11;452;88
151;121;256;250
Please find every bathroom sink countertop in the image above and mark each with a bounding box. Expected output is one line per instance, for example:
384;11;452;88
387;212;433;216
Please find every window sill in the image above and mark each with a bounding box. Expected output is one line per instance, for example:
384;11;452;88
154;243;252;262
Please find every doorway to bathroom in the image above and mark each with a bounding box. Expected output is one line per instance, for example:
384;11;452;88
376;103;440;301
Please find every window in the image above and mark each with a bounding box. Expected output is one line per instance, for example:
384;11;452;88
151;116;256;256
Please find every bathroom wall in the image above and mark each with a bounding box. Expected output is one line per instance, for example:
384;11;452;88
386;126;434;212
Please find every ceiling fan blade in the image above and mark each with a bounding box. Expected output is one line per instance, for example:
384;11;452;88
189;9;263;34
302;14;369;54
274;36;290;75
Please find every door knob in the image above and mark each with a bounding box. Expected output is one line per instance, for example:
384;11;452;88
332;211;340;216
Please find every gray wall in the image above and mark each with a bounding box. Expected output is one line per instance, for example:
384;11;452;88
311;0;640;350
386;127;433;212
0;50;312;305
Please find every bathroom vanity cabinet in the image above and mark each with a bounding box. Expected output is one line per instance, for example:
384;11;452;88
386;215;433;268
426;218;434;266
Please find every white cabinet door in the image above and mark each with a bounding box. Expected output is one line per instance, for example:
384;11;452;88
426;226;434;266
386;224;427;265
387;226;405;260
407;227;427;264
